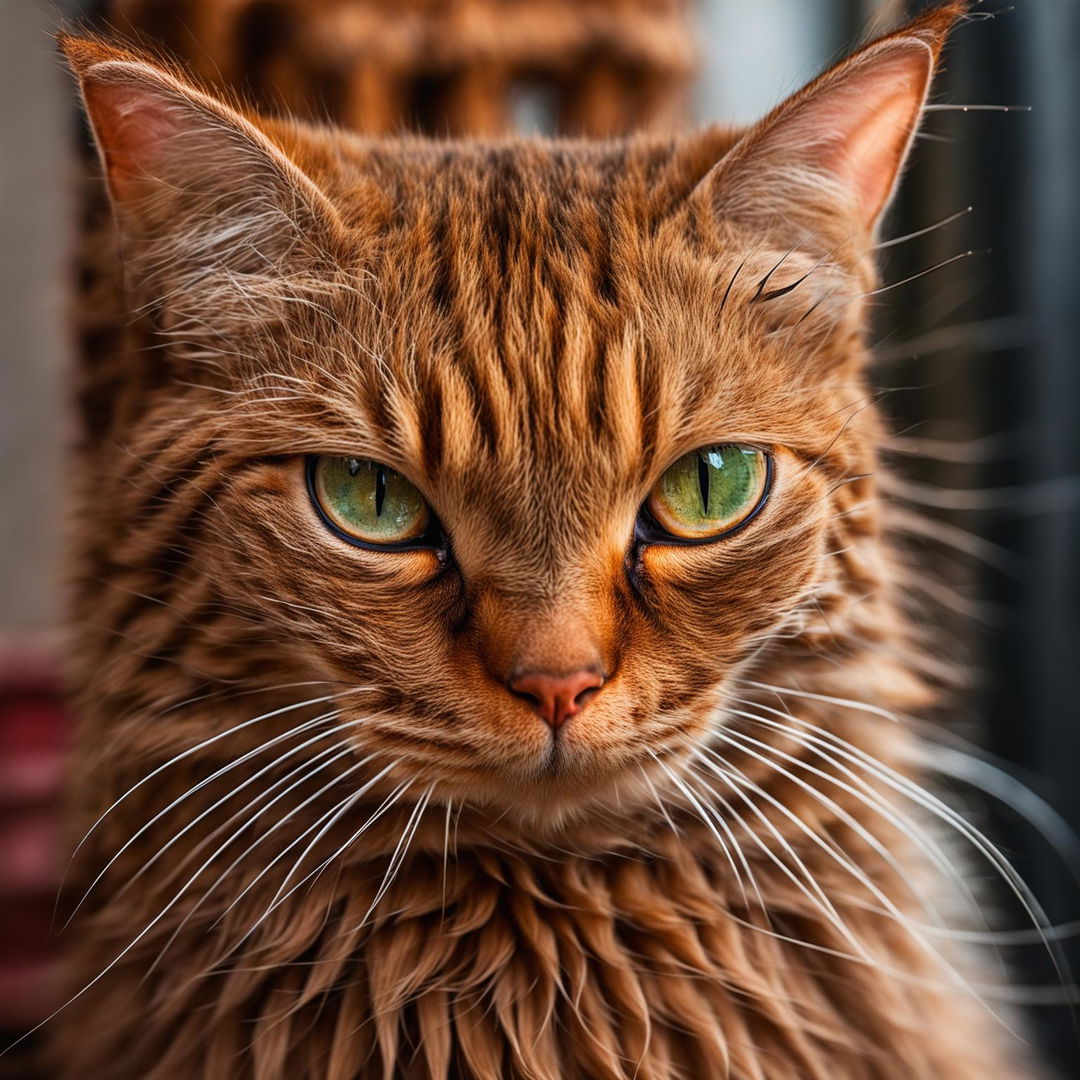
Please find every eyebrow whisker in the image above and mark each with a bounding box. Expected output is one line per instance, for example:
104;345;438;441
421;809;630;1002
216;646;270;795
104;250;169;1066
876;206;972;250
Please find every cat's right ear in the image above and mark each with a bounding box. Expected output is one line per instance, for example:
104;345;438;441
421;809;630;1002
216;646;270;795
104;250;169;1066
60;35;340;286
684;3;965;255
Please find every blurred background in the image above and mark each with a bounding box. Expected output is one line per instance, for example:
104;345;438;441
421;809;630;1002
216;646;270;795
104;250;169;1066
1;0;1077;1074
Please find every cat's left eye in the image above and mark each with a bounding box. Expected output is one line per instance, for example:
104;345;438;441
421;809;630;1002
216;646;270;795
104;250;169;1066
307;456;435;549
643;445;771;542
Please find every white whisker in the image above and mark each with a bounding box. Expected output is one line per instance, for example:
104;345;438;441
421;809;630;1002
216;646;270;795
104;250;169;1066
731;687;1075;998
66;706;350;925
686;759;870;962
348;787;433;933
261;759;400;918
648;751;753;912
65;687;372;866
697;744;1007;1019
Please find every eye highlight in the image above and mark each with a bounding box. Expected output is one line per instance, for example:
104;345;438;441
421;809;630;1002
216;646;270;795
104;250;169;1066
645;445;771;542
307;456;433;548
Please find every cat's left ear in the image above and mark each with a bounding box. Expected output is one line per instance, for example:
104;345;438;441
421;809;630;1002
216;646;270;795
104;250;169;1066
691;2;966;247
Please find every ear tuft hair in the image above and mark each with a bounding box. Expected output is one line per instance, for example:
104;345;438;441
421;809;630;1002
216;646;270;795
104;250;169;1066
59;33;342;336
689;2;967;248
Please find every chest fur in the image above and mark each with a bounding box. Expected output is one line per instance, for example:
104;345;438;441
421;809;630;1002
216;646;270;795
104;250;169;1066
58;819;1026;1080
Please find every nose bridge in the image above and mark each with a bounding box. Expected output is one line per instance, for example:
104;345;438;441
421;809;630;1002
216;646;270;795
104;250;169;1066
473;566;615;684
510;598;605;679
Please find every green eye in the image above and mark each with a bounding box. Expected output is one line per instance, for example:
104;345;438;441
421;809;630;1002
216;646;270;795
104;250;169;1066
308;456;432;547
647;445;770;540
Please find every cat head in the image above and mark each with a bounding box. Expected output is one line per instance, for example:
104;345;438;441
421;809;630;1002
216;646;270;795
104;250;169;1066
62;5;963;824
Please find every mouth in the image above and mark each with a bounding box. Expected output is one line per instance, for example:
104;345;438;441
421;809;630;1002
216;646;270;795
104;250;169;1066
537;728;574;778
345;690;707;810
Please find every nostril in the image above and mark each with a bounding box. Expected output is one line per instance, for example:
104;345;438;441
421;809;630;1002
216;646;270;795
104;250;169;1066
573;684;600;710
510;686;542;708
509;669;606;730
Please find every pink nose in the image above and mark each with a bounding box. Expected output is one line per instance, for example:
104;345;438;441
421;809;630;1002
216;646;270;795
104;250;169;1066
510;669;605;730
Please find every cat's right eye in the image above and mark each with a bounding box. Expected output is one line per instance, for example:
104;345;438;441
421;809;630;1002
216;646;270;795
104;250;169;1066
307;456;436;549
642;445;771;543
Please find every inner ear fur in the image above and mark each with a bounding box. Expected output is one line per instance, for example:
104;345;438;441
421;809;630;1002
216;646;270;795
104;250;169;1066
60;34;341;290
688;2;966;252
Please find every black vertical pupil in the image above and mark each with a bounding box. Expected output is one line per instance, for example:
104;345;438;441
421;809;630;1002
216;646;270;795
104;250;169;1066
375;465;387;517
697;452;711;516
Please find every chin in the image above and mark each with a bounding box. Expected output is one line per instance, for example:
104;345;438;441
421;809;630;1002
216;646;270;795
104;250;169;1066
431;723;696;831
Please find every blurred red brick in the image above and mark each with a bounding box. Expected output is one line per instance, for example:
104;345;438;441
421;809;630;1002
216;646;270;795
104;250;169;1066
0;636;68;1042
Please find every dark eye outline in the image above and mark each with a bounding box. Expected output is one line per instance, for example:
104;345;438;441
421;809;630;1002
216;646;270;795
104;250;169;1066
634;447;774;547
305;455;447;553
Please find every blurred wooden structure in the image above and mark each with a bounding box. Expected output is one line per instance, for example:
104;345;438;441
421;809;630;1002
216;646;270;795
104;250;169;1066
107;0;696;136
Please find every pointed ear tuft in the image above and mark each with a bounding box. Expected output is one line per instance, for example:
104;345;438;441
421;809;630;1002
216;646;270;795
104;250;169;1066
692;2;966;245
59;34;339;307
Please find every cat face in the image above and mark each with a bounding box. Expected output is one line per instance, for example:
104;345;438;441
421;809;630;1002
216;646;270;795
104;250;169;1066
63;10;952;817
214;222;851;804
207;192;859;807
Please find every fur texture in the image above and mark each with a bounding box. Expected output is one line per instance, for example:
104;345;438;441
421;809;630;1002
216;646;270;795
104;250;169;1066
52;5;1044;1078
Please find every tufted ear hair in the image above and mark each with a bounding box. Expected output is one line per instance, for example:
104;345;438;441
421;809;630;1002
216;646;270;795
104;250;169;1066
60;34;341;315
689;3;966;251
